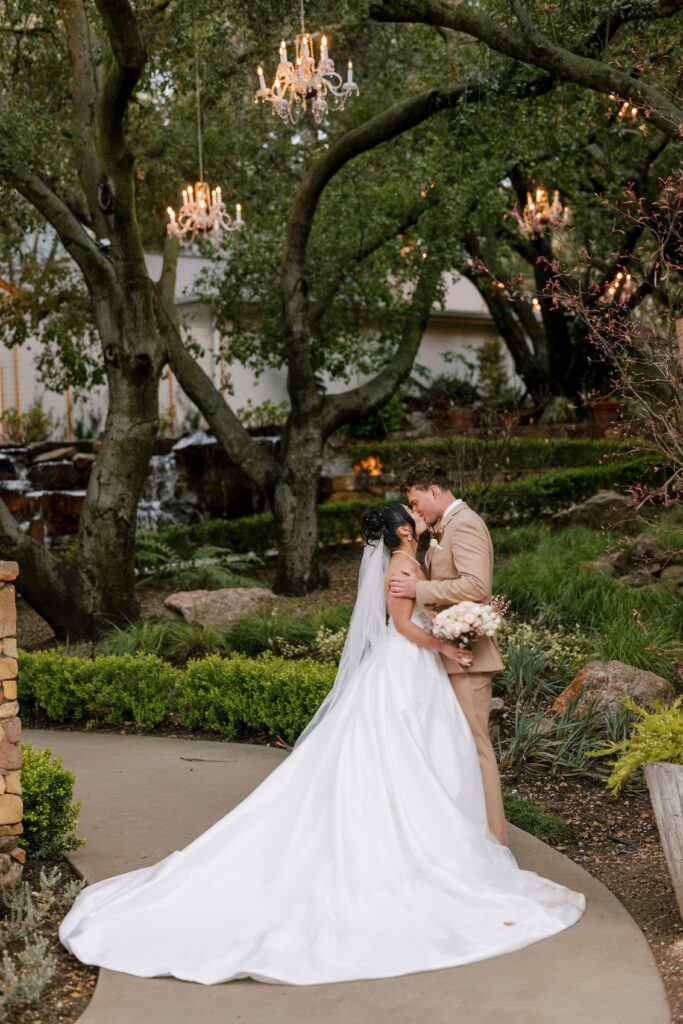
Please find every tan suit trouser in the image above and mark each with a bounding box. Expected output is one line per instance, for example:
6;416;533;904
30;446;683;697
448;671;508;846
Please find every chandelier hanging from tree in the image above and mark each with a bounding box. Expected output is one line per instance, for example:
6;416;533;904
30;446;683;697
167;49;243;245
255;1;359;124
520;187;569;236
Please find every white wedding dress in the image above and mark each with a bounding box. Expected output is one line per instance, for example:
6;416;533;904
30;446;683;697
60;543;584;985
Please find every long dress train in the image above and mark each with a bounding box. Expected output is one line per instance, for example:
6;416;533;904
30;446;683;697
59;613;584;985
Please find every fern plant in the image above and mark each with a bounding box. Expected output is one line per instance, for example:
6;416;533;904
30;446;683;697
135;535;259;590
590;697;683;794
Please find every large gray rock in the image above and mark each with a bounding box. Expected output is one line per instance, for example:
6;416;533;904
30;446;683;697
613;533;672;575
660;565;683;590
551;490;643;531
552;660;676;714
618;568;656;588
164;587;276;627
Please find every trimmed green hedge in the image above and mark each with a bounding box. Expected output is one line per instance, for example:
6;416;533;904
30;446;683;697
348;437;638;472
140;456;661;556
176;655;334;743
18;650;335;746
475;457;663;524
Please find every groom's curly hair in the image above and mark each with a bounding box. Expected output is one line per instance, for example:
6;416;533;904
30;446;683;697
401;460;451;493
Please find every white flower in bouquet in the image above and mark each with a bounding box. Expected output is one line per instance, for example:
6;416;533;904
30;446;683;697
431;597;509;662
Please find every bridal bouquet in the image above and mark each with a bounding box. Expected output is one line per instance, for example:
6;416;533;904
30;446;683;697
431;596;508;664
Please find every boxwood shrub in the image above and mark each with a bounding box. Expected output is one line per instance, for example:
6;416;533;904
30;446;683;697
18;650;335;746
17;651;177;730
20;743;84;859
347;437;637;472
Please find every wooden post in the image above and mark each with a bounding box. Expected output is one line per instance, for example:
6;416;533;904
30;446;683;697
0;369;5;440
220;340;226;400
0;561;23;887
645;763;683;921
12;345;19;415
168;369;175;436
66;386;73;441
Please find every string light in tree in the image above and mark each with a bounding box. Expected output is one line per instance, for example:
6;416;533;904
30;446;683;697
608;94;641;120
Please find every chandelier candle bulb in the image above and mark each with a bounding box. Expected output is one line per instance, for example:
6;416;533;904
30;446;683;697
321;35;328;61
347;60;353;84
257;66;266;90
297;58;305;80
236;203;243;223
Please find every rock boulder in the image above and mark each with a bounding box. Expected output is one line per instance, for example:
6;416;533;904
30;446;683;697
28;460;79;491
551;490;643;531
552;660;676;714
164;587;276;627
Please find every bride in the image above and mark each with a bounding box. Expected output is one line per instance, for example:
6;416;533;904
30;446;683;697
60;503;584;986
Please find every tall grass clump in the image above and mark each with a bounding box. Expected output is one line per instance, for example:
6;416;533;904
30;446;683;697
493;524;683;683
102;606;353;665
103;620;233;663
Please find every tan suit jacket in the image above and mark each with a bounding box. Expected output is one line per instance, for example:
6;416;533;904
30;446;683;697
415;501;504;675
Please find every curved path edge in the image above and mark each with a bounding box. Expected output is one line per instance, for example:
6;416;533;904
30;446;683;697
27;728;670;1024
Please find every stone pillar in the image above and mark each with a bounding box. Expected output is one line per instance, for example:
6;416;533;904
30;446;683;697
0;562;23;885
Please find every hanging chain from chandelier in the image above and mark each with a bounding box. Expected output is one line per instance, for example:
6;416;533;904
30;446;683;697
167;44;244;246
255;0;359;124
520;188;569;237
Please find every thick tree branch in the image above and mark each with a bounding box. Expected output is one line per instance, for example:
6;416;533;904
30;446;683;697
0;497;96;635
309;192;438;329
320;259;441;433
94;0;146;160
369;0;683;139
153;253;279;497
0;156;112;293
59;0;109;239
584;0;683;54
281;78;483;412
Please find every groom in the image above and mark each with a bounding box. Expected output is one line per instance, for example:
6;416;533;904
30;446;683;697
389;459;508;846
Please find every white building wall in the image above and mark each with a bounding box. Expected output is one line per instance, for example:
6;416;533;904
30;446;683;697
0;260;514;440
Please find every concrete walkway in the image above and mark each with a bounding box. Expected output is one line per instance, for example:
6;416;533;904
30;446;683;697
27;728;670;1024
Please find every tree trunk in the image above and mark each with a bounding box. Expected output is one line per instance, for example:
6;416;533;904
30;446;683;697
0;518;98;639
76;335;160;628
272;424;325;594
0;324;159;638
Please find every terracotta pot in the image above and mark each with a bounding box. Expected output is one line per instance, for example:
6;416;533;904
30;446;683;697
645;762;683;920
588;399;621;425
448;410;474;430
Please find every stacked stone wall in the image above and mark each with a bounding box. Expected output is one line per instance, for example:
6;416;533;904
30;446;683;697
0;562;23;885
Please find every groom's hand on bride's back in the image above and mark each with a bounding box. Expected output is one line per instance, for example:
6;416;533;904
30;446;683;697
389;569;418;599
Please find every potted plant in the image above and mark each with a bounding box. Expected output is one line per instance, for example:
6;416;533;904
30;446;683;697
592;697;683;919
587;395;622;425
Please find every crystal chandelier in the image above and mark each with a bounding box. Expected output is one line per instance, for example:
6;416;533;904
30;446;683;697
255;1;359;124
521;187;569;236
603;270;633;302
167;54;243;246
